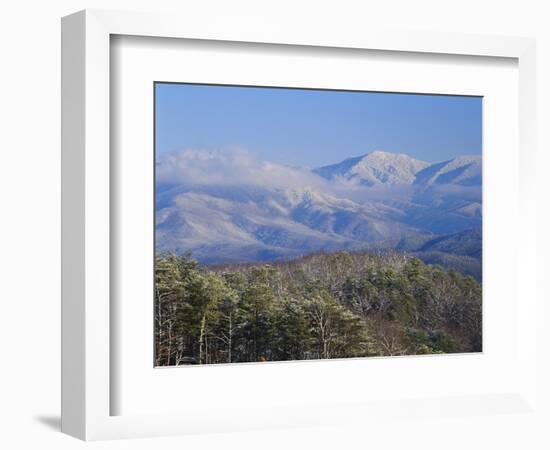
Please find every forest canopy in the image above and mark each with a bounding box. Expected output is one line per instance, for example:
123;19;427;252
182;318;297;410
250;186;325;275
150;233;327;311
155;251;482;366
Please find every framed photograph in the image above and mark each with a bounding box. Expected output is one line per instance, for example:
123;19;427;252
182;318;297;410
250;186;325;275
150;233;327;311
153;83;484;367
61;9;537;440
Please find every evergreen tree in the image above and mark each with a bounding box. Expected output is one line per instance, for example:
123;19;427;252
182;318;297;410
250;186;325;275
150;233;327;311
154;250;482;365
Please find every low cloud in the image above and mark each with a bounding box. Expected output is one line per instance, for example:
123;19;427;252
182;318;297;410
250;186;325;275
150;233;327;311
156;148;479;207
156;148;331;192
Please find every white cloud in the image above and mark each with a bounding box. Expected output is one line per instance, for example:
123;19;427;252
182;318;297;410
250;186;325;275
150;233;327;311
156;148;479;207
156;148;331;192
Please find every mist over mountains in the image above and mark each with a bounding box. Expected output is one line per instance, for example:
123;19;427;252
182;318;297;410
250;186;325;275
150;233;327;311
156;149;482;279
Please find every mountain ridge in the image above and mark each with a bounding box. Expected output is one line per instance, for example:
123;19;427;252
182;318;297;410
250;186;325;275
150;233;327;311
156;149;482;277
314;150;431;186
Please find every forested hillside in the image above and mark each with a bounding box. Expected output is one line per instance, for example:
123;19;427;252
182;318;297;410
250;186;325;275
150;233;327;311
155;251;482;366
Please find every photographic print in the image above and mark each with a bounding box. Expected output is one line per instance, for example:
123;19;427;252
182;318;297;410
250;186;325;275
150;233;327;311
154;83;482;366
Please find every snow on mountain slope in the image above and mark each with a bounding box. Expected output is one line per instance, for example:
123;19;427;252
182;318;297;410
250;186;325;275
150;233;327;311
454;202;482;218
414;155;481;187
156;149;482;265
156;187;423;263
314;150;430;186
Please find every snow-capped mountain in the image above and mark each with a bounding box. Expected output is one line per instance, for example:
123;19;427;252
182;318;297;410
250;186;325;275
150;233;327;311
156;149;482;276
156;186;418;264
314;150;430;186
414;155;481;187
314;150;481;189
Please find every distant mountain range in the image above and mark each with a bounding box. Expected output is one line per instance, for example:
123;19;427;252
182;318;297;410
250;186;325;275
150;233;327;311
156;150;482;279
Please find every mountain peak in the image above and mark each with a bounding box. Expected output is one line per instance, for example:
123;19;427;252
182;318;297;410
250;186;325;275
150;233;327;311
314;150;429;186
366;149;407;158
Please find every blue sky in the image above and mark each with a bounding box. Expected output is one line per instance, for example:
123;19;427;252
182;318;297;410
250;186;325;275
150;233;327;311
155;83;482;167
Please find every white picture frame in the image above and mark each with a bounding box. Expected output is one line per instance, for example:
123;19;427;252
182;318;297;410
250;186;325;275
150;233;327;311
61;9;537;441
